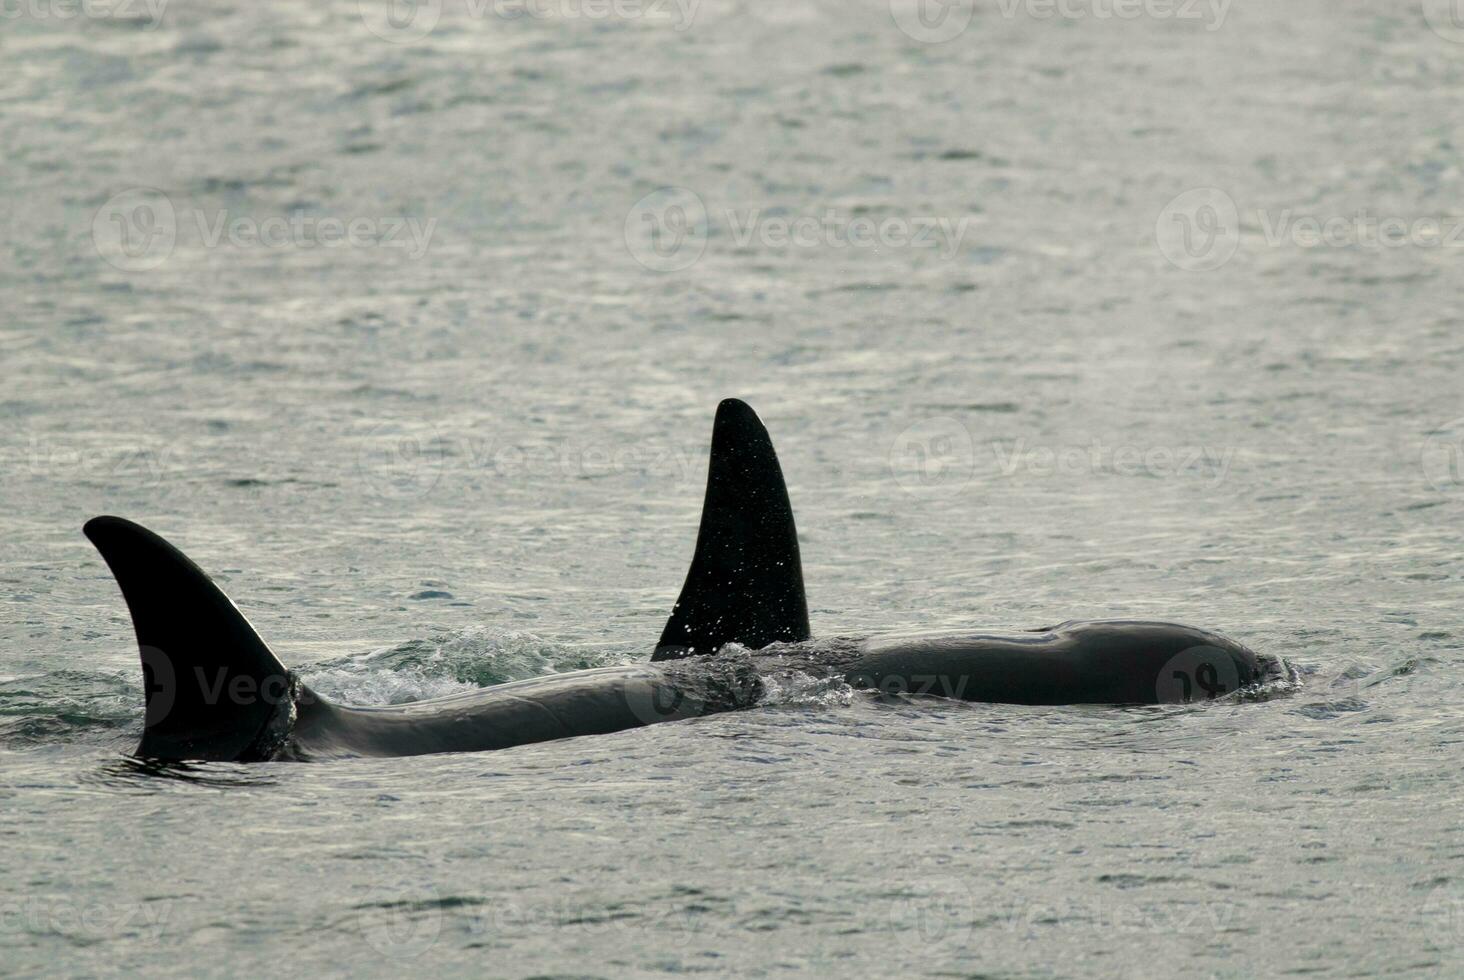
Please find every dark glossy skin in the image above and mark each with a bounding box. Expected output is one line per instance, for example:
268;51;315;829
654;398;809;660
259;620;1267;760
83;401;1273;764
83;512;1269;762
280;620;1265;759
285;661;761;760
841;621;1268;705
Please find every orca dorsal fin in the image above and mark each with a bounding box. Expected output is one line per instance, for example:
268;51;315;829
84;516;295;761
653;399;810;661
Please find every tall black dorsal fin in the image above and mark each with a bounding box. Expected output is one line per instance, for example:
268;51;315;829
653;399;810;661
84;516;295;761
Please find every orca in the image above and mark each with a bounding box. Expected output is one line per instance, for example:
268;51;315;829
84;399;1271;762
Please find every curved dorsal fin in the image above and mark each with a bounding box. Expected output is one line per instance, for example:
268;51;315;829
84;516;294;761
653;399;810;661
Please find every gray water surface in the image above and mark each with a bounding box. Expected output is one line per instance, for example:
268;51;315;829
3;1;1464;976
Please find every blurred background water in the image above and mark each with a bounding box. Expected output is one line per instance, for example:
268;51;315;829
3;0;1464;975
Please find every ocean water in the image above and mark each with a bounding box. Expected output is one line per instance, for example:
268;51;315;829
3;0;1464;975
